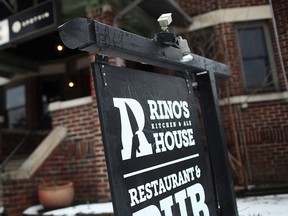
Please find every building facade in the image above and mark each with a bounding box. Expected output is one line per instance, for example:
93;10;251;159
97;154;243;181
180;0;288;187
0;0;287;214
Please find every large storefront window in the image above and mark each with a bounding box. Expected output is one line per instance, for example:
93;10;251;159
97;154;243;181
5;85;26;129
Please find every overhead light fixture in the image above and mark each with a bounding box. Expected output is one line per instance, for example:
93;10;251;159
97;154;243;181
177;36;193;63
57;44;63;51
155;13;193;63
68;81;75;88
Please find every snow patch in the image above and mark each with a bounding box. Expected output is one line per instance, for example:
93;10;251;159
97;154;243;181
237;194;288;216
22;194;288;215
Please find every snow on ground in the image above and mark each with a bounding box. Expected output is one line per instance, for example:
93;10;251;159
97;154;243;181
237;193;288;216
23;202;114;215
43;202;113;215
23;194;288;215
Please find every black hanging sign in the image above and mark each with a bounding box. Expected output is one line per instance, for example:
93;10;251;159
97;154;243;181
92;59;217;216
0;0;56;47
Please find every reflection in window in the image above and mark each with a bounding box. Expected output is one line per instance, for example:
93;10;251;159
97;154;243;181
5;85;26;129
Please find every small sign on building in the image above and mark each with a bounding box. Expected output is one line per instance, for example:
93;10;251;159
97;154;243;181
0;0;57;48
92;62;217;216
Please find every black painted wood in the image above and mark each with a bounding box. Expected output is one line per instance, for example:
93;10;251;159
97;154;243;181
58;17;238;216
196;71;238;216
58;17;230;77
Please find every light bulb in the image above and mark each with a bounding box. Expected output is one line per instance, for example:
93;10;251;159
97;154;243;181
57;45;63;51
68;81;75;88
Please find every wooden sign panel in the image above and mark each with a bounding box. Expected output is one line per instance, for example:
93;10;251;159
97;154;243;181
92;61;217;216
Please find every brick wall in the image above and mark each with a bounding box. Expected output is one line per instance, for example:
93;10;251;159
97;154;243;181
218;0;269;8
2;100;106;215
185;0;288;187
272;0;288;89
218;1;288;185
177;0;217;16
177;0;270;16
223;101;288;184
1;6;116;214
85;4;119;201
2;180;37;215
47;101;101;203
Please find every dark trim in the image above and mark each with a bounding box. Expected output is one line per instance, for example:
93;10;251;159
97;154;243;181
58;18;231;77
235;21;279;92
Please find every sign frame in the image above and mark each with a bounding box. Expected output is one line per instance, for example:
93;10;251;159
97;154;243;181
59;18;239;216
91;56;219;215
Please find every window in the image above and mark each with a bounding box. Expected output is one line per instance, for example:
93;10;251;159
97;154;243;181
5;85;26;129
236;22;278;92
2;66;91;130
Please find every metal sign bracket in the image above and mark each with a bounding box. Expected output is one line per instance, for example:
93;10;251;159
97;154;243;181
95;55;109;87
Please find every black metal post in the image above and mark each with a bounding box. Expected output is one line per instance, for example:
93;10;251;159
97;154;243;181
196;70;238;216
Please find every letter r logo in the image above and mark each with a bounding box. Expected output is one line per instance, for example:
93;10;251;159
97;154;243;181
113;98;153;160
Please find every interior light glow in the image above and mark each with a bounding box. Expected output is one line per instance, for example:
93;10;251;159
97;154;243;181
57;45;63;51
68;81;75;88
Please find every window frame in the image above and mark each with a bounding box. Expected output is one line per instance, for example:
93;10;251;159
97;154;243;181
5;83;27;129
235;21;279;93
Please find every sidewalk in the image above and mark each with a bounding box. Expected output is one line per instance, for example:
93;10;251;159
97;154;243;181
236;193;288;216
23;193;288;215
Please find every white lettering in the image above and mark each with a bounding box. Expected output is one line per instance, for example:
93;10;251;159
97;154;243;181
158;178;167;195
145;183;153;200
21;12;50;29
150;180;159;197
113;98;153;160
131;183;210;216
183;101;190;118
147;100;191;120
128;188;139;207
154;132;167;153
153;129;195;153
147;100;159;120
160;195;173;216
128;166;199;207
187;183;210;216
175;189;188;216
165;131;175;151
163;100;173;119
172;101;182;119
133;205;161;216
138;185;147;203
